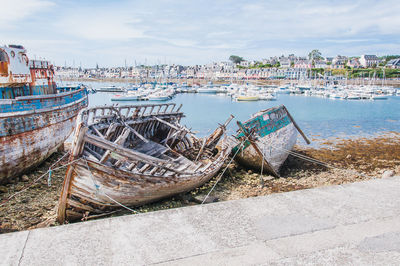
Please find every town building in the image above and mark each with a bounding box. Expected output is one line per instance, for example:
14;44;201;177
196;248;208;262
359;55;380;68
386;58;400;69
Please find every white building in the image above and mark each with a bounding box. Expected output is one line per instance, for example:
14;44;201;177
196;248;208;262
359;55;380;68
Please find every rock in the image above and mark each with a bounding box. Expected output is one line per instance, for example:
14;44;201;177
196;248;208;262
21;175;29;182
263;175;275;181
0;186;8;193
21;198;29;204
382;170;395;178
192;195;219;204
346;154;352;159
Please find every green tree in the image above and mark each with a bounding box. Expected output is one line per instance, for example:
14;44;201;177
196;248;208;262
308;49;323;60
229;55;244;64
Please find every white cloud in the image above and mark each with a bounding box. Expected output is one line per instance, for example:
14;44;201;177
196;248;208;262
2;0;399;65
0;0;54;26
57;13;145;40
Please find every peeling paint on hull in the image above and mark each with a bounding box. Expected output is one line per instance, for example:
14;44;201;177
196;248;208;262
235;123;298;174
233;105;301;176
0;97;88;183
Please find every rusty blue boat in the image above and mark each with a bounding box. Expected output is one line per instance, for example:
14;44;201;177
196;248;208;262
0;45;88;183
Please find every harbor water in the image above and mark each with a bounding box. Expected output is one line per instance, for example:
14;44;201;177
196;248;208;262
78;82;400;146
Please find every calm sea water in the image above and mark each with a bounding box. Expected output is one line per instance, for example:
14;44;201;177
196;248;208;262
75;81;400;146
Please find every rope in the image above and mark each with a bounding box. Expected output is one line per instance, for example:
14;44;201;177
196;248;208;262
201;136;247;204
0;152;78;207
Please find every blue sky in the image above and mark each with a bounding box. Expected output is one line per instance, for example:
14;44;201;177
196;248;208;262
2;0;399;67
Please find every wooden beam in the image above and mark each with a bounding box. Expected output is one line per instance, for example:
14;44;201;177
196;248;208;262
84;133;188;174
282;105;311;144
123;123;149;143
100;128;130;164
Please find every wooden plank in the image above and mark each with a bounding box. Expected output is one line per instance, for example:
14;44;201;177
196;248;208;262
282;105;311;144
91;126;105;138
124;123;149;143
104;122;118;140
84;134;188;174
100;128;131;164
67;198;100;213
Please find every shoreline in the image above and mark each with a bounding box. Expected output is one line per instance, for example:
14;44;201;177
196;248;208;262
0;132;399;233
60;78;400;87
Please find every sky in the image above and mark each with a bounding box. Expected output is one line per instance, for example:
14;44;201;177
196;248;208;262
1;0;399;67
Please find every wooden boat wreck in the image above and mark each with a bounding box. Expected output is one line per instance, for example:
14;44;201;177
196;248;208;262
57;103;233;223
0;45;88;183
232;105;310;177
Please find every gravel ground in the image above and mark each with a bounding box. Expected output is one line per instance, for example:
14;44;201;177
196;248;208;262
1;133;399;233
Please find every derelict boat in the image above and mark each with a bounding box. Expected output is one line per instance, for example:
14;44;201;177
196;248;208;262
57;103;233;223
0;45;88;183
232;105;310;177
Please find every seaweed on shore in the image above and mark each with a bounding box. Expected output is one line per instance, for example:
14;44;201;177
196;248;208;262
1;134;399;233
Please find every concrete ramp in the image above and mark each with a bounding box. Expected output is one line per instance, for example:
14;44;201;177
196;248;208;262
1;176;400;265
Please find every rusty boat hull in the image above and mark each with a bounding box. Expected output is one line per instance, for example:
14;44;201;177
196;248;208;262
0;89;88;183
57;103;232;223
0;45;88;183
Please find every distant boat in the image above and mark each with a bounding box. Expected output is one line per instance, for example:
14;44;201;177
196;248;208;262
370;95;387;100
0;45;88;183
96;85;125;92
197;87;219;93
274;86;290;94
346;94;361;100
231;105;310;177
197;82;218;93
111;91;145;101
148;95;171;101
236;95;259;101
147;90;173;101
259;93;277;101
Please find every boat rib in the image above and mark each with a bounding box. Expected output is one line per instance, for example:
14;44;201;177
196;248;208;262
57;103;233;223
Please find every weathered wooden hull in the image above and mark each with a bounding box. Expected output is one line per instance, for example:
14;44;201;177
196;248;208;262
57;103;232;223
60;143;229;222
0;94;87;183
235;123;298;175
234;105;308;176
